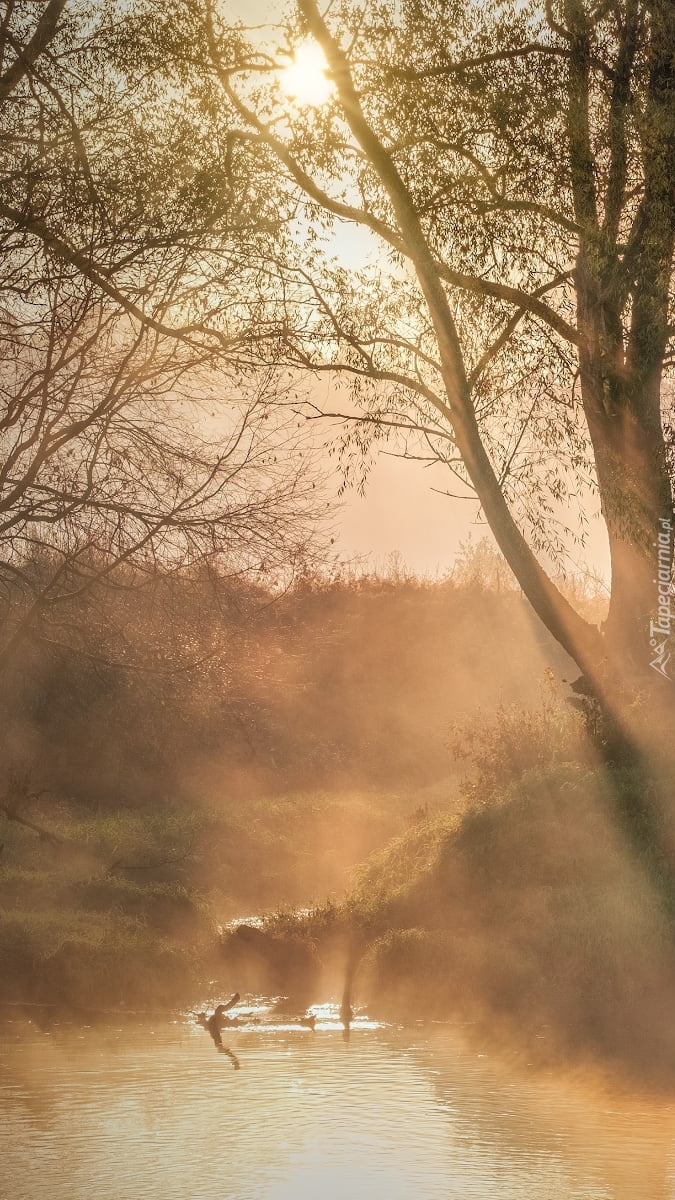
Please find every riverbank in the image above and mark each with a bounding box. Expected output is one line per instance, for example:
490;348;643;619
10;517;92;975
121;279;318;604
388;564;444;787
230;750;675;1088
7;751;675;1088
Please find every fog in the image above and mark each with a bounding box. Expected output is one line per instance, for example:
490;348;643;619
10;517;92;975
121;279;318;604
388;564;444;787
5;551;675;1091
0;555;579;882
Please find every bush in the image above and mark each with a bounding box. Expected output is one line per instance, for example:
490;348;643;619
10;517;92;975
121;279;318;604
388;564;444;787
448;670;590;798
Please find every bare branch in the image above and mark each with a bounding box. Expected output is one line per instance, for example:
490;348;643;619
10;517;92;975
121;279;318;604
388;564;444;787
0;0;65;105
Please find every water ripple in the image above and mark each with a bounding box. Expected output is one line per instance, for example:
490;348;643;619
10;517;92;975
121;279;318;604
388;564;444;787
1;1016;674;1200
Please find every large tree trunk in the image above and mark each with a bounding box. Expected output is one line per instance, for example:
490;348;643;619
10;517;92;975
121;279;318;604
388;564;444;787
567;0;675;697
581;361;673;686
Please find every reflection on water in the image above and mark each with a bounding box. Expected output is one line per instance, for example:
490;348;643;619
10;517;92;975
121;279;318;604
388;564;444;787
2;1003;675;1200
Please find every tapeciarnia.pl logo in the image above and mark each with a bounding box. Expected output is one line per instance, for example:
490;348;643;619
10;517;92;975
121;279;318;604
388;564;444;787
650;517;673;680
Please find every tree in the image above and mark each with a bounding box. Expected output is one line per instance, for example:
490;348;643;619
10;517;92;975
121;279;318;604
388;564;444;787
0;0;319;667
148;0;675;724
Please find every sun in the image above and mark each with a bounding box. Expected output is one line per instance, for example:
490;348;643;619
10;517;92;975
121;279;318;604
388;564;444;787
280;40;334;106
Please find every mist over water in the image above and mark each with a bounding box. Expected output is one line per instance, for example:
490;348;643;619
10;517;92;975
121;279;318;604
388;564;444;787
3;1014;674;1200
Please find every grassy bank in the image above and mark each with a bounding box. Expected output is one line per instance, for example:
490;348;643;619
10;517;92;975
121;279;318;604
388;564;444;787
0;781;444;1009
247;705;675;1085
348;762;675;1063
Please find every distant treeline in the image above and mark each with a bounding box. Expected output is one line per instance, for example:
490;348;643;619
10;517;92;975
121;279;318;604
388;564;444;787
0;549;610;1010
0;547;603;812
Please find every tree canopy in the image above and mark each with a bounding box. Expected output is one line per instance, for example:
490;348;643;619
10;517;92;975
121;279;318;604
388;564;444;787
127;0;675;709
3;0;675;709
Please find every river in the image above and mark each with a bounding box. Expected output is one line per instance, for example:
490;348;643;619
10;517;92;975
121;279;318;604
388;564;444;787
2;1000;675;1200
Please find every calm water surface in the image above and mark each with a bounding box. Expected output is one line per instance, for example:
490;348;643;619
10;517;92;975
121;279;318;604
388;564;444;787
2;1001;675;1200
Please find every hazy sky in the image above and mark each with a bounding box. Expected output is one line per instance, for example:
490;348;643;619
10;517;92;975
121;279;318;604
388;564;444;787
329;453;611;581
334;452;481;575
